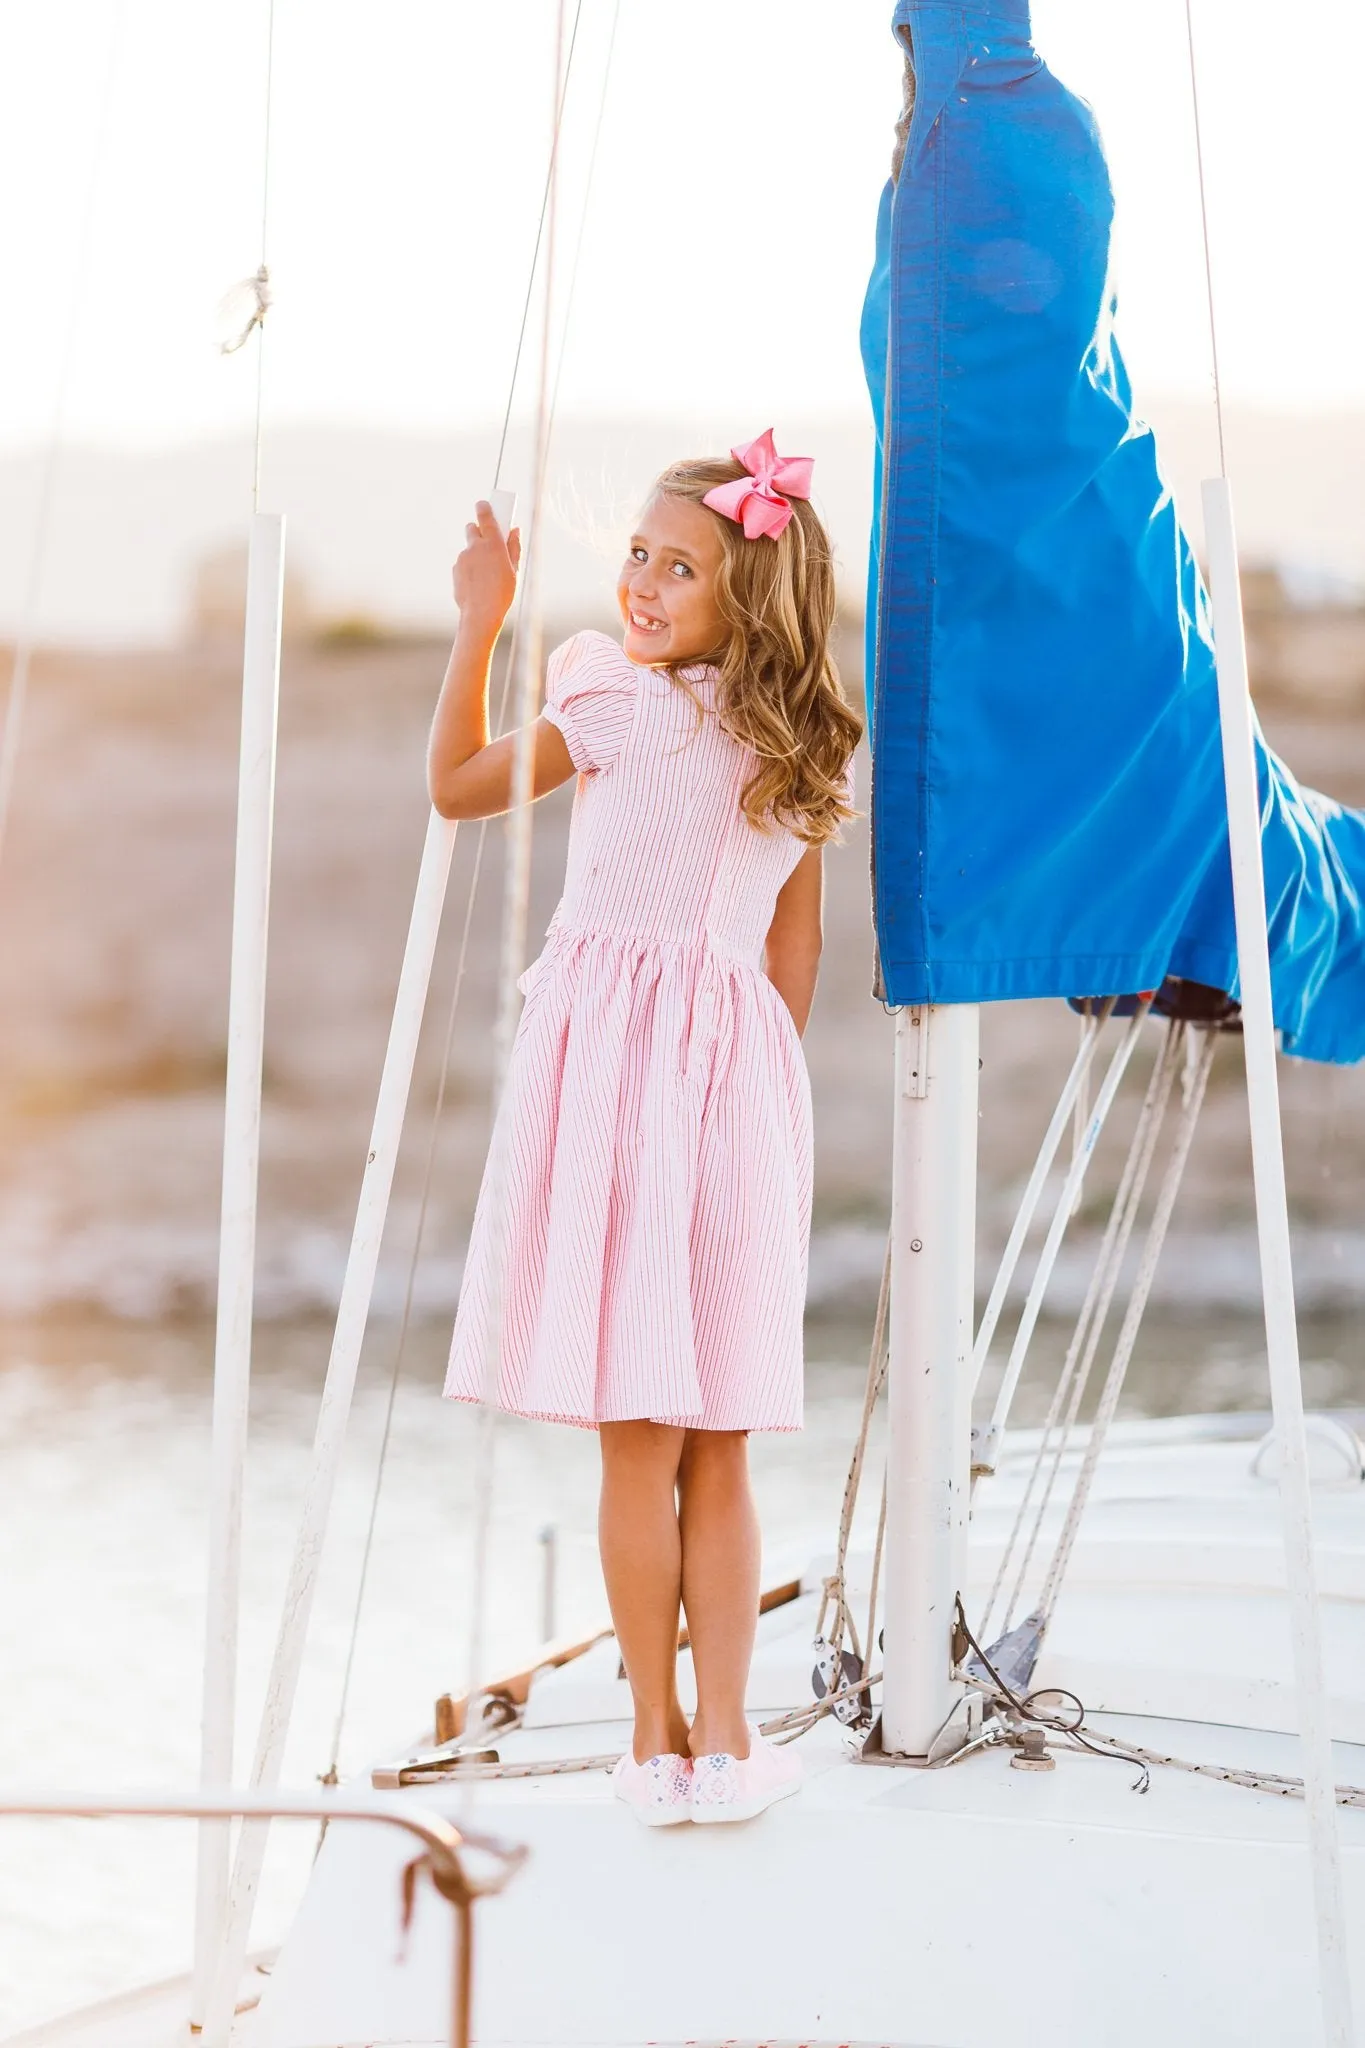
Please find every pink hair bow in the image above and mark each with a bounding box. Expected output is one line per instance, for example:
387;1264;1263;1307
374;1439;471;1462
702;429;814;540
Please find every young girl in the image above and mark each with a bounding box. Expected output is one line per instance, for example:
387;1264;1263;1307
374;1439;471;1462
431;432;861;1826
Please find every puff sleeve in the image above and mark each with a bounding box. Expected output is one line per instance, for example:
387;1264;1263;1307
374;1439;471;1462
542;631;640;776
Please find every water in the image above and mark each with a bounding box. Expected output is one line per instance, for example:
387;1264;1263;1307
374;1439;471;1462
0;1308;1360;2033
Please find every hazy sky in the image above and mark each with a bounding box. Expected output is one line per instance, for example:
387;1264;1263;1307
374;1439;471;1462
3;0;1363;458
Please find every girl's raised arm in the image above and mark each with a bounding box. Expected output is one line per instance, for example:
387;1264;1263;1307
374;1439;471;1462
764;845;824;1035
426;501;577;820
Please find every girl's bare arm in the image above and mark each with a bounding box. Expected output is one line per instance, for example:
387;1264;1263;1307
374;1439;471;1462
764;845;824;1034
426;501;577;820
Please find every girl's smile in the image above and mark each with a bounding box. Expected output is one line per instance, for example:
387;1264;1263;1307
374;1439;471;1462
617;492;726;667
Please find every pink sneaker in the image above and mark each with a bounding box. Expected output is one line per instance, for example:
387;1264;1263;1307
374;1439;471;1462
689;1730;803;1824
611;1751;693;1827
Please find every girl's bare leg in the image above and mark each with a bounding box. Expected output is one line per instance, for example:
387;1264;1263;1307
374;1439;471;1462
598;1420;691;1762
678;1429;760;1760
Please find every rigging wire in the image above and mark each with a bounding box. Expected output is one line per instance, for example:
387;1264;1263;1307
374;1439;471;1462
465;0;572;1752
323;0;622;1785
251;0;279;512
1035;1026;1217;1622
194;0;283;2017
990;1018;1184;1639
970;1001;1114;1395
1182;0;1227;478
0;2;130;879
957;1591;1363;1814
545;0;623;443
493;0;587;488
980;1005;1150;1458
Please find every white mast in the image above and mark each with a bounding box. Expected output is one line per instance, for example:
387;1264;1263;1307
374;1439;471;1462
191;0;282;2012
881;1001;979;1756
191;513;284;2024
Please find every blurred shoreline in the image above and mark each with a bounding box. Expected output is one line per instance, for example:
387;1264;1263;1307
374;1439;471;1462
3;405;1364;646
3;1303;1362;1421
0;616;1363;1335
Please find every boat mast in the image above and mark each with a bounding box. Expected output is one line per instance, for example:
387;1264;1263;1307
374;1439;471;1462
192;510;284;2028
192;0;283;2009
881;1001;979;1757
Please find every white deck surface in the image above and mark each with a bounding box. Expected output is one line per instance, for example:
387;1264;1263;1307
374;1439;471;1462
10;1420;1361;2048
252;1421;1365;2048
255;1714;1365;2048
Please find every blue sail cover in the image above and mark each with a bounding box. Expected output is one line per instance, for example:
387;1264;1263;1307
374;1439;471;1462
862;0;1365;1065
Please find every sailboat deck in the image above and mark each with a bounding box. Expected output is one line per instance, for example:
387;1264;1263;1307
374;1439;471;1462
250;1415;1364;2048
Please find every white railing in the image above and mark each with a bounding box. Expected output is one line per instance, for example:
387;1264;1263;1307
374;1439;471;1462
0;1789;526;2048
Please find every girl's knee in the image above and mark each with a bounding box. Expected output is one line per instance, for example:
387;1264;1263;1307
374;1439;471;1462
600;1419;687;1477
679;1428;750;1481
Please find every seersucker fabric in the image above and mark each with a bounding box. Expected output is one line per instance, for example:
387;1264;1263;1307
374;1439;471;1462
443;629;815;1432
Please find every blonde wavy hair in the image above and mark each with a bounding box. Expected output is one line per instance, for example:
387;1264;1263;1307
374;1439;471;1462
652;455;863;847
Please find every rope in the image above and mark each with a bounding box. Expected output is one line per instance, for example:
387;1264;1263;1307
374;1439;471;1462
0;1;129;880
1069;1728;1365;1812
395;1668;883;1785
864;1474;888;1690
814;1237;891;1709
812;1023;1132;1704
392;1641;1365;1820
814;1036;1140;1713
958;1598;1365;1811
988;1017;1184;1639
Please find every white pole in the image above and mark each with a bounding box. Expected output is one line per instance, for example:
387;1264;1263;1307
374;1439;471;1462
881;1003;978;1757
1202;475;1354;2048
201;807;457;2047
191;511;284;2027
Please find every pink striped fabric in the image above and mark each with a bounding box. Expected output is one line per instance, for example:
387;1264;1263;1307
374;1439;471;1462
443;630;813;1432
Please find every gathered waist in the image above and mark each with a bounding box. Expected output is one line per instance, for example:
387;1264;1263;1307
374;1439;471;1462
515;919;800;1079
542;920;765;970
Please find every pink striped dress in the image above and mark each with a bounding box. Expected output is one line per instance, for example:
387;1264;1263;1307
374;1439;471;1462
443;630;813;1432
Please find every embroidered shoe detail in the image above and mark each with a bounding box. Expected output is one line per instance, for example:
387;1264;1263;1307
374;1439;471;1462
690;1752;741;1807
611;1750;694;1825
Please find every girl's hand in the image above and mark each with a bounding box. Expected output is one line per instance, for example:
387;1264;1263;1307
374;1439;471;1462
452;501;522;636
